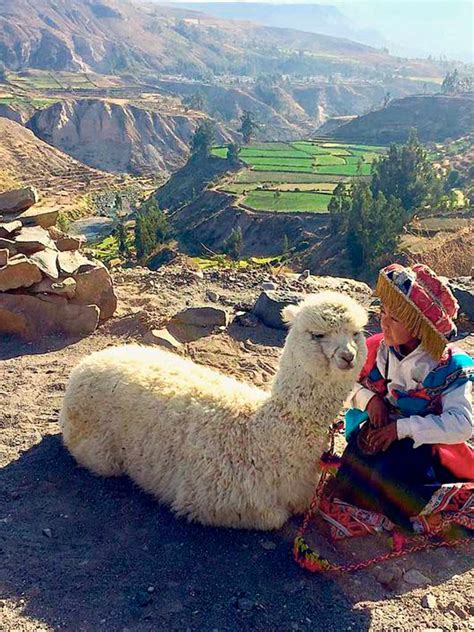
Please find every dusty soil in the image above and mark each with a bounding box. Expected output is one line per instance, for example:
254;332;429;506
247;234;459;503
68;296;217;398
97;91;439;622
1;264;473;631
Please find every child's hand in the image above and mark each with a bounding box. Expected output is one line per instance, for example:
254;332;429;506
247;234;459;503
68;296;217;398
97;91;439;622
366;422;398;452
366;395;390;428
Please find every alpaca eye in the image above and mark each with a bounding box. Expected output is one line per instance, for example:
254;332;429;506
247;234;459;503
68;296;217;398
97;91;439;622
311;333;325;340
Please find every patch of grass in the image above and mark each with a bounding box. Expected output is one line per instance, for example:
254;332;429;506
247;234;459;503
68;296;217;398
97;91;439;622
244;142;292;151
240;148;309;159
245;156;313;168
0;96;58;109
211;147;229;158
289;142;332;155
313;154;346;165
276;182;337;192
315;163;372;176
235;170;347;183
250;164;315;173
243;190;330;212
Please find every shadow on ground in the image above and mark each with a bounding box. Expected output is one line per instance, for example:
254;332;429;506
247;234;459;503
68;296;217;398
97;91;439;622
1;435;371;631
0;334;82;361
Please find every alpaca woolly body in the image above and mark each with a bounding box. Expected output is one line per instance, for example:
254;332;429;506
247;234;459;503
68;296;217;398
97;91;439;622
60;291;368;530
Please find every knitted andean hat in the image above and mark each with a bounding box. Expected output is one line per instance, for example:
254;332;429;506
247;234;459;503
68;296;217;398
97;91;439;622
375;263;459;361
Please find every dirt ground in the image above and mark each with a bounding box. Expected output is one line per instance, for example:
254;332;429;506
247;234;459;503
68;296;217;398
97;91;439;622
1;265;473;631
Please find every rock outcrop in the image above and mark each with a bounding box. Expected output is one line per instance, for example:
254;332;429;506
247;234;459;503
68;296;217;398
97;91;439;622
0;187;117;339
27;99;231;175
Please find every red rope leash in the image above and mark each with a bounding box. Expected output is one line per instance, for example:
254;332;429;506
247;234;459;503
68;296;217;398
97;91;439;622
293;422;472;573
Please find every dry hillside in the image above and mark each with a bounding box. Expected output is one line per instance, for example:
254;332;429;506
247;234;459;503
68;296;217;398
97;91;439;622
26;98;232;175
0;117;121;212
333;93;474;144
0;0;446;80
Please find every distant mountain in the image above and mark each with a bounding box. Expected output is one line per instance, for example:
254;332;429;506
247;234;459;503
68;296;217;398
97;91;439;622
167;2;387;49
166;1;474;63
0;0;444;79
331;94;474;144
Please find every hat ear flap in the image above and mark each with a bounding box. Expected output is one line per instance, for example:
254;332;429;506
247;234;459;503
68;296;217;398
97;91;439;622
282;304;301;326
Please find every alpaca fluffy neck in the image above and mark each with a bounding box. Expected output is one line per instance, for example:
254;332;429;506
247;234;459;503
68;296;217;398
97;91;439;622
269;345;356;434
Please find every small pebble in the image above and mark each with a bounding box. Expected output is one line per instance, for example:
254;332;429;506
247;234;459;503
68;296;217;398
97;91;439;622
42;528;52;538
421;594;437;609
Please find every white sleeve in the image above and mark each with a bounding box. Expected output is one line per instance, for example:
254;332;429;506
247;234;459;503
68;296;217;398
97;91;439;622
349;384;376;411
397;382;473;448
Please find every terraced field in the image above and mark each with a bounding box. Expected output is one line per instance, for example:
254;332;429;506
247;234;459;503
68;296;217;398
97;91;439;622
212;140;385;213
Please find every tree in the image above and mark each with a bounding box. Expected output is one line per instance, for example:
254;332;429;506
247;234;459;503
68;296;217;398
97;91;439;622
226;143;240;164
444;168;462;192
190;120;215;157
346;182;403;273
328;183;350;234
441;69;458;94
134;198;170;260
239;111;258;144
116;220;129;257
222;226;243;260
370;130;440;222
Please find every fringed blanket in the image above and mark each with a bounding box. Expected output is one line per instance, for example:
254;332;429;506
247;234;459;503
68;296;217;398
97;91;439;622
320;479;474;541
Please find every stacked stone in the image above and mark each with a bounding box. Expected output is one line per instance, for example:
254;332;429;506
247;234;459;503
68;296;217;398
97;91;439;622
0;187;117;339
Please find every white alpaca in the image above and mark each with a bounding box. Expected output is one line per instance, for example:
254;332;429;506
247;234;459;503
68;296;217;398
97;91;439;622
60;291;367;530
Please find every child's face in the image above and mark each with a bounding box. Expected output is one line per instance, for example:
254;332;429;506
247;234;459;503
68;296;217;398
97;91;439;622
380;304;418;347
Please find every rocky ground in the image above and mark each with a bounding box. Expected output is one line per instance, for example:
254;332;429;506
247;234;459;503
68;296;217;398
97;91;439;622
0;262;473;632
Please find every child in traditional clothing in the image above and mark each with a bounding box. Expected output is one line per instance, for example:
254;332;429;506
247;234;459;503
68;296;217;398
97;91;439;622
332;263;474;532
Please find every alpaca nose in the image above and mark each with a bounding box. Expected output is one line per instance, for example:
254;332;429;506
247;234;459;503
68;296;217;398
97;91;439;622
340;349;355;364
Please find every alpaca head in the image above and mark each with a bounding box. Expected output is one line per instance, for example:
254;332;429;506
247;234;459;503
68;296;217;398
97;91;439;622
282;291;368;378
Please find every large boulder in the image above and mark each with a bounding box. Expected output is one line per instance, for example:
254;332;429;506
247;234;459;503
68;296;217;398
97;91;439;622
0;255;42;291
29;249;59;279
48;227;84;251
71;264;117;320
171;306;229;328
58;250;94;275
30;276;77;299
450;277;474;321
0;293;99;339
11;206;59;229
14;226;56;255
0;187;38;214
252;290;303;329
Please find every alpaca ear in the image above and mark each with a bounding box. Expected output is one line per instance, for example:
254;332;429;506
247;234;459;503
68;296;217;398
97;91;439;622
282;304;300;326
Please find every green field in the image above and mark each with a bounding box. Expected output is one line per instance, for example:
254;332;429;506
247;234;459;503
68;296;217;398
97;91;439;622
211;140;386;214
243;190;331;213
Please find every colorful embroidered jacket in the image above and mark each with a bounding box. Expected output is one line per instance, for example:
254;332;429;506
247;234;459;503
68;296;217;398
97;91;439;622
346;333;474;480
